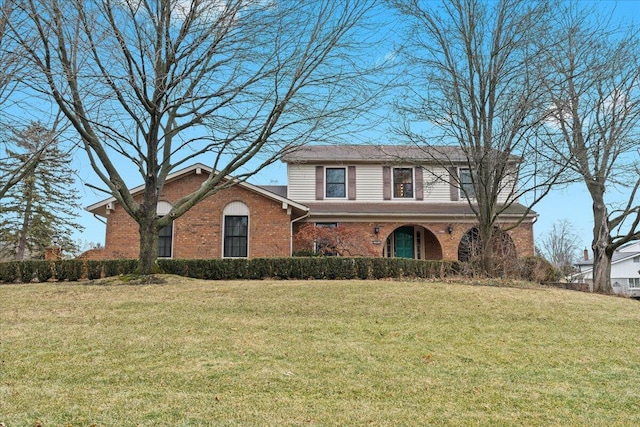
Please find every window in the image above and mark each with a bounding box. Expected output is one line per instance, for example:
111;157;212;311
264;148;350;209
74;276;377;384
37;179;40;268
315;222;338;256
326;168;346;198
393;168;413;198
158;222;173;258
633;256;640;263
459;168;475;199
630;278;640;288
224;216;248;257
157;201;174;258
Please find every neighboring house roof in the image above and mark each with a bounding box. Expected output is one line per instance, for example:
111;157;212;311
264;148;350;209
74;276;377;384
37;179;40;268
303;201;535;219
574;250;640;274
282;144;518;164
86;163;308;217
258;185;288;198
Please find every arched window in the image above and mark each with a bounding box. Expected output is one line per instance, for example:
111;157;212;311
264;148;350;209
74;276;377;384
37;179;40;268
223;202;249;258
457;227;516;263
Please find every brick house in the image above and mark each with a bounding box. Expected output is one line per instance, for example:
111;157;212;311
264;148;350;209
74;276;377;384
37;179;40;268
86;145;536;261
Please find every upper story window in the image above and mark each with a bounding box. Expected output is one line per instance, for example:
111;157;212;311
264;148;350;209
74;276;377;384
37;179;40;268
393;168;413;198
326;168;346;198
459;168;475;199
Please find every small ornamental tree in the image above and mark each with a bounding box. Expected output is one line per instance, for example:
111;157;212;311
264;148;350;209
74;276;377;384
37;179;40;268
294;223;379;257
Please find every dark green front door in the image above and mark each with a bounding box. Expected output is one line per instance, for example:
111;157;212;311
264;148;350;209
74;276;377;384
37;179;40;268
394;227;414;259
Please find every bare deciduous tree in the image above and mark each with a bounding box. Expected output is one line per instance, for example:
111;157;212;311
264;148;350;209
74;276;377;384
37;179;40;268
538;219;582;278
0;0;40;199
390;0;565;276
8;0;383;274
541;2;640;293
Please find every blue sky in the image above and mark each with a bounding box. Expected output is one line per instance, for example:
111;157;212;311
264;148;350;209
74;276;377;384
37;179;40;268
69;0;639;257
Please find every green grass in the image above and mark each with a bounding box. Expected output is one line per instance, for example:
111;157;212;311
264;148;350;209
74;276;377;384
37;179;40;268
1;277;640;426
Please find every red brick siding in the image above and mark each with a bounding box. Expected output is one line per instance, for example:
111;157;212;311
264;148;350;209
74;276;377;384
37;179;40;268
293;221;534;261
96;172;292;260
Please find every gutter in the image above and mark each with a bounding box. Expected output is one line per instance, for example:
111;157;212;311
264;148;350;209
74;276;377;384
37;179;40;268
290;210;311;256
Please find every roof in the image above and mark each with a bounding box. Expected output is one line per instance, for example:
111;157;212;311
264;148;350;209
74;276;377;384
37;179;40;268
578;250;640;267
302;201;536;219
281;144;517;164
258;185;288;198
86;163;308;217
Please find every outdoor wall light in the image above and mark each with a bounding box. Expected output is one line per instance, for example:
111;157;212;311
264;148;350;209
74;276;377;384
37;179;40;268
446;225;454;234
52;234;60;246
374;226;380;235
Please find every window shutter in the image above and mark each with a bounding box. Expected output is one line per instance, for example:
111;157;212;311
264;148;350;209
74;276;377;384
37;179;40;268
348;166;356;200
415;166;424;201
449;167;459;201
315;166;324;200
383;166;391;200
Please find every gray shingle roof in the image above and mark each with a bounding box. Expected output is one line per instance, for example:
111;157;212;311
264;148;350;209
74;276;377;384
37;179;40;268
302;201;535;218
282;144;472;164
258;185;288;198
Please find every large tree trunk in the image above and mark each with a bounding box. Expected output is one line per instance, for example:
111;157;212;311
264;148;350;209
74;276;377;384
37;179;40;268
592;247;612;293
591;191;613;294
137;209;161;275
478;221;496;277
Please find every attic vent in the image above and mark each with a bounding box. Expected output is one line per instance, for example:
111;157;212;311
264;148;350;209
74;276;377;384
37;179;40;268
196;167;202;175
157;201;173;216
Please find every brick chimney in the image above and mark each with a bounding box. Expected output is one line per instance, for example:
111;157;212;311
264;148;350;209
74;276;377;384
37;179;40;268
583;248;589;261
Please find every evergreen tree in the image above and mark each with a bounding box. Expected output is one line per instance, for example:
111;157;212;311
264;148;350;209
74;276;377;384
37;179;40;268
0;122;83;260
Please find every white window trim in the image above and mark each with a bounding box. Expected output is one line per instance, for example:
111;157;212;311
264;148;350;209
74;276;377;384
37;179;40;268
392;167;415;200
459;167;476;200
325;167;347;199
222;202;250;258
222;215;249;258
158;222;174;259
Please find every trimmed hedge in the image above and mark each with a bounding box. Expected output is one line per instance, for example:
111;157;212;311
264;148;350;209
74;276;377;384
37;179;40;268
0;257;459;284
159;257;460;280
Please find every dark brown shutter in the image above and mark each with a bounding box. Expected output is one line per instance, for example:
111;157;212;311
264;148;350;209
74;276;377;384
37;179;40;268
383;166;391;200
315;166;324;200
348;166;356;200
449;167;459;201
415;166;424;201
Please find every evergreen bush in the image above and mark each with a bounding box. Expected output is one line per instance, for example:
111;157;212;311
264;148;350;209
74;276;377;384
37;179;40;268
0;261;20;283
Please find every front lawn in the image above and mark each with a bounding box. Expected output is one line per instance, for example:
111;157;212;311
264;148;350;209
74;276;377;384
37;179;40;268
1;278;639;426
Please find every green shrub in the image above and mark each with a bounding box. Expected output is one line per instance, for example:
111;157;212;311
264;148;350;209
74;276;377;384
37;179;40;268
53;260;84;282
0;261;20;283
19;261;38;283
86;261;103;280
18;260;54;283
101;259;138;277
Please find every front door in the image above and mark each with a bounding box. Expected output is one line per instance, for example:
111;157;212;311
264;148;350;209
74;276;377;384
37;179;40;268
394;227;414;258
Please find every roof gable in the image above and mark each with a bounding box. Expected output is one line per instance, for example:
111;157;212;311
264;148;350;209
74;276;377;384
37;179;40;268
86;163;307;216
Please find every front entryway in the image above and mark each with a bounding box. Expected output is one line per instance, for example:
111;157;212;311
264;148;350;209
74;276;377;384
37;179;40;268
383;225;443;260
394;226;415;258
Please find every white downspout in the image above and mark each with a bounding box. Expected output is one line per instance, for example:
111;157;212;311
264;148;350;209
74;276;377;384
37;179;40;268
290;210;311;256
